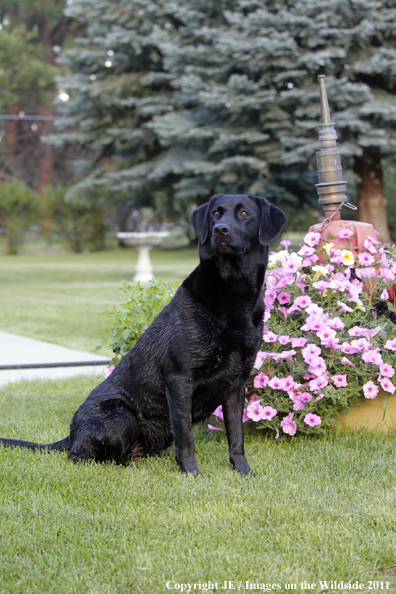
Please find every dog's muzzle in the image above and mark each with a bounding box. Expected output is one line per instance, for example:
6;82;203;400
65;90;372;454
212;223;245;254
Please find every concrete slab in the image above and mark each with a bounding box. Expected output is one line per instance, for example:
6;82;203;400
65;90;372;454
0;331;111;386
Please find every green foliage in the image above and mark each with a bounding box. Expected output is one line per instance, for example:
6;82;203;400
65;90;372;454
0;25;57;111
0;179;40;253
98;279;181;364
41;184;108;252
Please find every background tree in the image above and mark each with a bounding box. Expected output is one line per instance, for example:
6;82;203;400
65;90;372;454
0;0;77;191
48;0;183;230
52;0;396;241
149;0;396;241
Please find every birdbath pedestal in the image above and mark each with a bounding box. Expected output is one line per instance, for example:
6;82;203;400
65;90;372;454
116;231;170;284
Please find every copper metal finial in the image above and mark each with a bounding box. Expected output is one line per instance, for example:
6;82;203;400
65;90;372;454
315;75;349;220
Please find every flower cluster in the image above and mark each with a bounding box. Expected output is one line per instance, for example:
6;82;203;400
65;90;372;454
210;229;396;437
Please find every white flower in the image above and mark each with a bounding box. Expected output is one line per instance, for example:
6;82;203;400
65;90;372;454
340;250;355;266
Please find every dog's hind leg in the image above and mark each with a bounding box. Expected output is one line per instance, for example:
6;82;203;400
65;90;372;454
67;404;138;465
165;376;200;476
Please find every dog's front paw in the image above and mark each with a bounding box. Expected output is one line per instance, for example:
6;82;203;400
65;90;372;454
178;459;201;476
230;455;256;477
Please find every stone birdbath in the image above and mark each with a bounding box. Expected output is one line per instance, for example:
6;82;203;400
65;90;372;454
116;231;170;283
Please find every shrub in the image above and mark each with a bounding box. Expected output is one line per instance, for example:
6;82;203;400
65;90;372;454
98;280;182;365
0;180;40;254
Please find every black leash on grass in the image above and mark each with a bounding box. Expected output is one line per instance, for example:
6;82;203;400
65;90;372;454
0;360;111;370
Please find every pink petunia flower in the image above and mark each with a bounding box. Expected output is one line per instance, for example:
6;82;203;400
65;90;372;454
268;376;283;390
385;338;396;351
363;380;379;399
330;249;345;266
379;268;396;283
341;356;355;367
358;267;376;279
263;331;278;343
301;316;327;333
278;349;297;362
298;245;315;257
379;363;395;378
331;374;348;388
351;338;371;352
280;240;293;248
212;405;224;420
306;303;325;316
338;228;354;239
302;343;322;363
261;406;278;421
208;424;224;431
317;327;337;345
291;396;306;411
337;300;353;314
328;317;345;331
291;337;309;348
299;392;313;403
278;335;291;345
348;326;366;337
308;356;328;378
304;413;322;427
253;372;270;389
340;341;358;355
278;376;295;391
358;251;375;266
282;260;300;274
294;295;312;309
304;231;321;247
105;365;115;378
309;376;329;392
278;291;292;304
246;401;266;421
254;351;268;369
363;238;377;254
362;349;383;366
303;255;319;266
380;377;396;394
280;412;298;436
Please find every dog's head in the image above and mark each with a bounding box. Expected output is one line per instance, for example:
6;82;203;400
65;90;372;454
190;194;287;259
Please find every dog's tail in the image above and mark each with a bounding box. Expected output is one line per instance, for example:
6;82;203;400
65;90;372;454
0;436;71;452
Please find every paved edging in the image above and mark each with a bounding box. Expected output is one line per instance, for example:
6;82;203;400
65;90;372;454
0;331;111;386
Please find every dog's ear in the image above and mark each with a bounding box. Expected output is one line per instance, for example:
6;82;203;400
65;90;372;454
190;195;223;244
190;203;210;244
253;196;287;245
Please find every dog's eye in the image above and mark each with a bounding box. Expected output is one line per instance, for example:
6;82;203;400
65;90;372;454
241;210;249;217
213;210;220;217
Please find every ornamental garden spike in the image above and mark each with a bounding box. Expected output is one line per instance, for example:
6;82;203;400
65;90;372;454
315;75;348;221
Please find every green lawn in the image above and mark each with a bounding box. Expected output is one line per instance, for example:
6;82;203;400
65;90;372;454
1;249;396;593
1;378;396;593
0;247;199;355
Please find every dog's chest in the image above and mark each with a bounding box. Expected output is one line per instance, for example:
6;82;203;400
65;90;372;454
193;310;262;377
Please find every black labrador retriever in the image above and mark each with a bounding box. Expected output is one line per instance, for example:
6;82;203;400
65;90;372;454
0;194;286;475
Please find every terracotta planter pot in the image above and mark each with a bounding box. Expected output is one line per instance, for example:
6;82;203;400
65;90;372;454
336;391;396;432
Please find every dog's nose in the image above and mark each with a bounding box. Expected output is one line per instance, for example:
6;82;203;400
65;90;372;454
213;223;230;236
